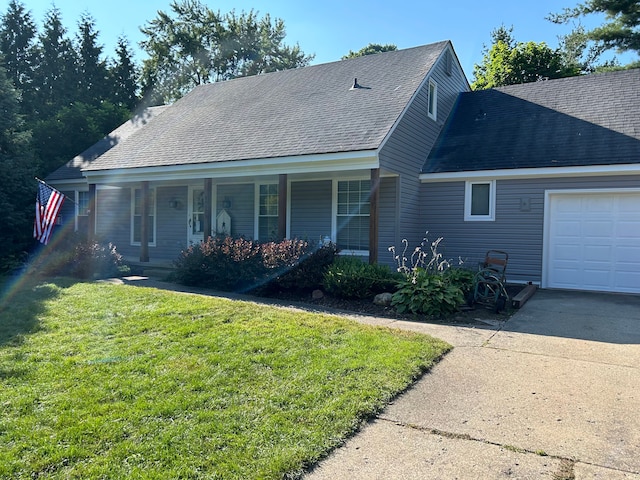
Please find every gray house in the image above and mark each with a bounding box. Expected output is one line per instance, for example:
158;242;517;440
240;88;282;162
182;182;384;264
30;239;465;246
48;42;640;294
48;41;468;265
421;69;640;294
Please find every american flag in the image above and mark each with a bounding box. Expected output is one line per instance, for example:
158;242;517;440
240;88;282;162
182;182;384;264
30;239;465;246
34;181;65;245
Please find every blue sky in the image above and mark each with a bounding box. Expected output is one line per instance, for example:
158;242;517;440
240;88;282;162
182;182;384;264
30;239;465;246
3;0;636;79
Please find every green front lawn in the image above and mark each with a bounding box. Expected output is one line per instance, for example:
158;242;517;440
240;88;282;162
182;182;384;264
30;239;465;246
0;278;450;479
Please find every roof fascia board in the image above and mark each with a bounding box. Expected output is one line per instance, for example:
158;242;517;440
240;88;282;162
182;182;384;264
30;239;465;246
420;163;640;182
83;150;379;184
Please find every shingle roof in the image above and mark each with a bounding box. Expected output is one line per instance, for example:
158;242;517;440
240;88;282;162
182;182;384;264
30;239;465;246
46;106;169;181
423;68;640;173
84;42;449;172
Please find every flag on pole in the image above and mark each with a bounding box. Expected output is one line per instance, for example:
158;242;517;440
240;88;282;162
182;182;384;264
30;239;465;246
34;180;65;245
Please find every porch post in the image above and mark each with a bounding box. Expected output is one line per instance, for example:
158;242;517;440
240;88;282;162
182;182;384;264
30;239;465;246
140;181;149;262
87;183;96;242
369;168;380;264
278;174;287;240
204;178;212;240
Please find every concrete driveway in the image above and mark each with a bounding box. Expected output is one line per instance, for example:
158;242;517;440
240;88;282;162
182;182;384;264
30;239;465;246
306;289;640;479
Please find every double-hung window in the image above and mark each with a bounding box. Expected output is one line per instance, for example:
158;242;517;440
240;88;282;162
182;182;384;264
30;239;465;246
336;179;370;252
132;187;156;245
465;180;495;221
258;184;278;241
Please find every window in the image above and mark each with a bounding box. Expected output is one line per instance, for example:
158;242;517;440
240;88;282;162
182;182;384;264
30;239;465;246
258;184;278;241
428;79;437;120
132;187;156;245
77;191;89;216
336;179;370;251
465;180;495;221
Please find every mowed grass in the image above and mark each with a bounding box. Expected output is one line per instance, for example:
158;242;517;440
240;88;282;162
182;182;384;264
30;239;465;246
0;278;450;479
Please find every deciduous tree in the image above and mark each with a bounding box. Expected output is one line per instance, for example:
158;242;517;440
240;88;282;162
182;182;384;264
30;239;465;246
140;0;313;104
472;26;577;90
342;43;397;59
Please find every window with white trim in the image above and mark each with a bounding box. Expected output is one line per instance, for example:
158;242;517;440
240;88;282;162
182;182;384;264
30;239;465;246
132;187;156;245
77;191;89;216
258;183;278;241
336;179;370;251
465;180;495;221
428;79;437;120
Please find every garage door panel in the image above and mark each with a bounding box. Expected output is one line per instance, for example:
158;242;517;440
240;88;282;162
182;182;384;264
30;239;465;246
547;191;640;293
584;221;614;237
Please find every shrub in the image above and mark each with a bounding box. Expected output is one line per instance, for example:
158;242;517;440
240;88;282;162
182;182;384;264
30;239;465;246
389;234;470;317
392;268;465;316
29;239;128;279
173;236;263;291
172;236;336;293
322;256;400;299
265;243;338;293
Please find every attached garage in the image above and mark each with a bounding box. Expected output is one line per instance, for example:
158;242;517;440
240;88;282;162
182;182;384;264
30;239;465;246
544;190;640;293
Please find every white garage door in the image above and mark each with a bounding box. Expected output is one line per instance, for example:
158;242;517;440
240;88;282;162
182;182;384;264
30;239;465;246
546;191;640;293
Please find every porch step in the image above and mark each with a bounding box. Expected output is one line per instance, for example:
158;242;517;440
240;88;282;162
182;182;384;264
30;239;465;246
141;267;175;280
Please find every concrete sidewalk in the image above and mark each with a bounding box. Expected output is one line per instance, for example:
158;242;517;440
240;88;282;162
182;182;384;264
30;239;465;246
305;290;640;479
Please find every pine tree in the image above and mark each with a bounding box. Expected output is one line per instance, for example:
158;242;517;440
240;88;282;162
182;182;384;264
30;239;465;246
110;36;139;110
31;7;78;116
0;0;37;109
76;12;109;105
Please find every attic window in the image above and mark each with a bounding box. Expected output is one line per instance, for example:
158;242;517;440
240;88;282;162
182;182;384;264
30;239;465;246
445;50;452;76
428;79;437;120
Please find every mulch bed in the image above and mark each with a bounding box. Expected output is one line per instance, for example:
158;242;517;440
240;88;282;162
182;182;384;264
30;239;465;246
257;284;524;327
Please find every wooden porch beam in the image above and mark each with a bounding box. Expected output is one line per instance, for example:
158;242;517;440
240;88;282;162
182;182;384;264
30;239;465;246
203;178;213;240
369;168;380;264
87;183;96;242
140;181;149;262
278;174;287;240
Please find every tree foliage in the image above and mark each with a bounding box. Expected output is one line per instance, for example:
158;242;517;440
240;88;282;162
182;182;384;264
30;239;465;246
342;43;397;59
548;0;640;55
140;0;314;104
0;1;140;266
0;61;35;266
472;26;578;90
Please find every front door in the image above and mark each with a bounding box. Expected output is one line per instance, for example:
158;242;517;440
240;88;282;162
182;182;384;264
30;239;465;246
188;186;205;244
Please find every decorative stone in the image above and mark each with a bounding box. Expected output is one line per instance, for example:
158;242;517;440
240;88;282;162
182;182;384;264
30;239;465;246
373;292;393;306
311;289;324;300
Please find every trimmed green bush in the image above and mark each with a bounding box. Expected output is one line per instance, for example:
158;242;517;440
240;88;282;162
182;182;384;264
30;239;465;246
322;256;401;299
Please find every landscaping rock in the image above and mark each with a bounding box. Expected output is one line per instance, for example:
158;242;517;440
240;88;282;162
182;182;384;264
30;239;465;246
312;289;324;300
373;292;393;306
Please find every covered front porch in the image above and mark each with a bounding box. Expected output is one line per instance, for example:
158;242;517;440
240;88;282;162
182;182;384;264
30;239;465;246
84;164;399;268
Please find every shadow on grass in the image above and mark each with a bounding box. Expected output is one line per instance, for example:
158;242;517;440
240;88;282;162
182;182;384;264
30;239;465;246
0;275;77;348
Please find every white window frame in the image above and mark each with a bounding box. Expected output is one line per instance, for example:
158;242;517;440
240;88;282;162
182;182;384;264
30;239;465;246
464;180;496;221
332;178;370;255
255;182;279;242
428;79;438;121
74;190;89;232
131;186;157;246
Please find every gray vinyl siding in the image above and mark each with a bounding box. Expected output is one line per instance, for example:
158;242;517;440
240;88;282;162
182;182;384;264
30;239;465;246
379;45;469;254
95;187;133;256
156;186;188;258
216;183;255;238
289;180;332;243
378;176;399;267
421;175;640;284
